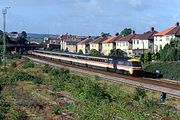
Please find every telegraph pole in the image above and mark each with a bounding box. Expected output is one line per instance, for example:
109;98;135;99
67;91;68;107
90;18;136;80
2;7;10;68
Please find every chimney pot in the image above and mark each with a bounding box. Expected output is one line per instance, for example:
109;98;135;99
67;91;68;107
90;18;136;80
132;30;135;34
151;27;154;32
176;22;179;26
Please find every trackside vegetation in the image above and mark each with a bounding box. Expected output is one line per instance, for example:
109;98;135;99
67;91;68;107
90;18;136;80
0;56;180;119
142;38;180;80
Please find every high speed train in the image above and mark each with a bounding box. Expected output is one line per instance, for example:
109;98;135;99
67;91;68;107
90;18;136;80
31;50;142;75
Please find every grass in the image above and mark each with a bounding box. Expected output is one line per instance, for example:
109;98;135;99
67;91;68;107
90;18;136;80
0;57;180;120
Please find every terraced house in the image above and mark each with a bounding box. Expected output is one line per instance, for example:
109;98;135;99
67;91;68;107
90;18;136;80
89;37;107;52
132;27;158;55
116;32;137;56
102;36;117;55
77;37;94;54
60;34;82;53
154;22;180;52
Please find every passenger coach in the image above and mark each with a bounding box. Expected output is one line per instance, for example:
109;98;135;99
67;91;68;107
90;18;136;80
32;50;142;76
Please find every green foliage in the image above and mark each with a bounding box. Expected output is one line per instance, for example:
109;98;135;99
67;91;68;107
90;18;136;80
0;45;3;53
144;52;152;63
101;32;110;37
0;96;10;120
78;50;83;54
42;64;52;73
159;38;180;61
7;53;21;59
144;62;180;80
23;61;35;68
11;71;44;84
85;81;111;102
50;68;70;77
133;88;146;101
64;48;69;52
11;62;17;68
21;31;27;39
120;28;132;36
52;104;62;115
109;49;127;58
5;107;25;120
89;49;102;56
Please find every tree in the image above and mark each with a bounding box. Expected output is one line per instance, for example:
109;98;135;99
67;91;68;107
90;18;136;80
144;52;152;63
64;48;69;52
109;49;127;58
78;50;83;54
89;49;102;56
0;30;3;45
18;31;28;44
21;31;27;39
101;32;110;37
120;28;132;36
159;38;180;61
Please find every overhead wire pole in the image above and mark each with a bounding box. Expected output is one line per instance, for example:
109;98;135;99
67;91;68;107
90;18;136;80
2;7;10;69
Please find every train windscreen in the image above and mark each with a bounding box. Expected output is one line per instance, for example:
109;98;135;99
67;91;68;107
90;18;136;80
131;62;142;67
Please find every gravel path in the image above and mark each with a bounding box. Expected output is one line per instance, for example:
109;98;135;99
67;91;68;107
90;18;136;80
25;56;180;98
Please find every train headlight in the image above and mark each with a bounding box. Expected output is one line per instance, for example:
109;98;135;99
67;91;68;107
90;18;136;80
129;68;134;75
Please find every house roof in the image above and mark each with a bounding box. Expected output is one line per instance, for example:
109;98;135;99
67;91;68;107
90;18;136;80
134;29;158;40
78;38;94;44
116;34;138;42
154;23;180;36
102;36;117;43
90;37;107;43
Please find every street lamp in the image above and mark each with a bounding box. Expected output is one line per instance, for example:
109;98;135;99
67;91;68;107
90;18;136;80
2;6;10;68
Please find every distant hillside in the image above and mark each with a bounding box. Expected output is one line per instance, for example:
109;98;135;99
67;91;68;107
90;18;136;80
27;33;57;42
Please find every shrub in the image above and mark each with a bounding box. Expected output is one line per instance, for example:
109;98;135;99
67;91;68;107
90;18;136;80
142;98;156;107
23;61;35;69
0;96;10;120
144;62;180;80
52;104;62;115
42;64;52;73
11;62;17;68
50;68;70;78
133;88;146;101
7;53;21;59
85;81;111;102
11;71;44;84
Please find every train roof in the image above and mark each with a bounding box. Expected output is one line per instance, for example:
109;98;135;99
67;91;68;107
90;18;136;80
34;50;140;61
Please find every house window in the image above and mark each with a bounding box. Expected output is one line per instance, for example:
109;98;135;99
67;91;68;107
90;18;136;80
134;40;136;44
160;38;162;41
166;36;170;41
160;45;162;50
123;42;125;46
137;40;139;44
126;42;128;46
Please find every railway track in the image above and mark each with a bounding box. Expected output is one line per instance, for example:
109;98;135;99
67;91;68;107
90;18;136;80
24;55;180;97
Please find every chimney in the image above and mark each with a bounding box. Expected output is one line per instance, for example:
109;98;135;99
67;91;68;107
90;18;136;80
150;27;154;32
131;30;135;35
176;22;179;26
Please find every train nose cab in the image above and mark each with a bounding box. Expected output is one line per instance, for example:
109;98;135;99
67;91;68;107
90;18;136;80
128;59;142;75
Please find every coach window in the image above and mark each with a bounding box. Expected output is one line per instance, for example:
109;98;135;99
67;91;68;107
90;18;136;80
109;60;113;64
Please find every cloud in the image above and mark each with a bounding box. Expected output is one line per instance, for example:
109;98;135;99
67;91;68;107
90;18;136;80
128;0;142;8
74;0;103;14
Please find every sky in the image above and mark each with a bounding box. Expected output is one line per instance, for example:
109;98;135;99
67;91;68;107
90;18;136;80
0;0;180;36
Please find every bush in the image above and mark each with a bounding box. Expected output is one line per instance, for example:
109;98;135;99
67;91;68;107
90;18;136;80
7;53;21;59
11;62;17;68
11;71;44;84
0;96;10;120
144;62;180;80
133;88;146;101
85;81;111;102
42;64;52;73
52;104;62;115
50;68;69;77
23;61;35;68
